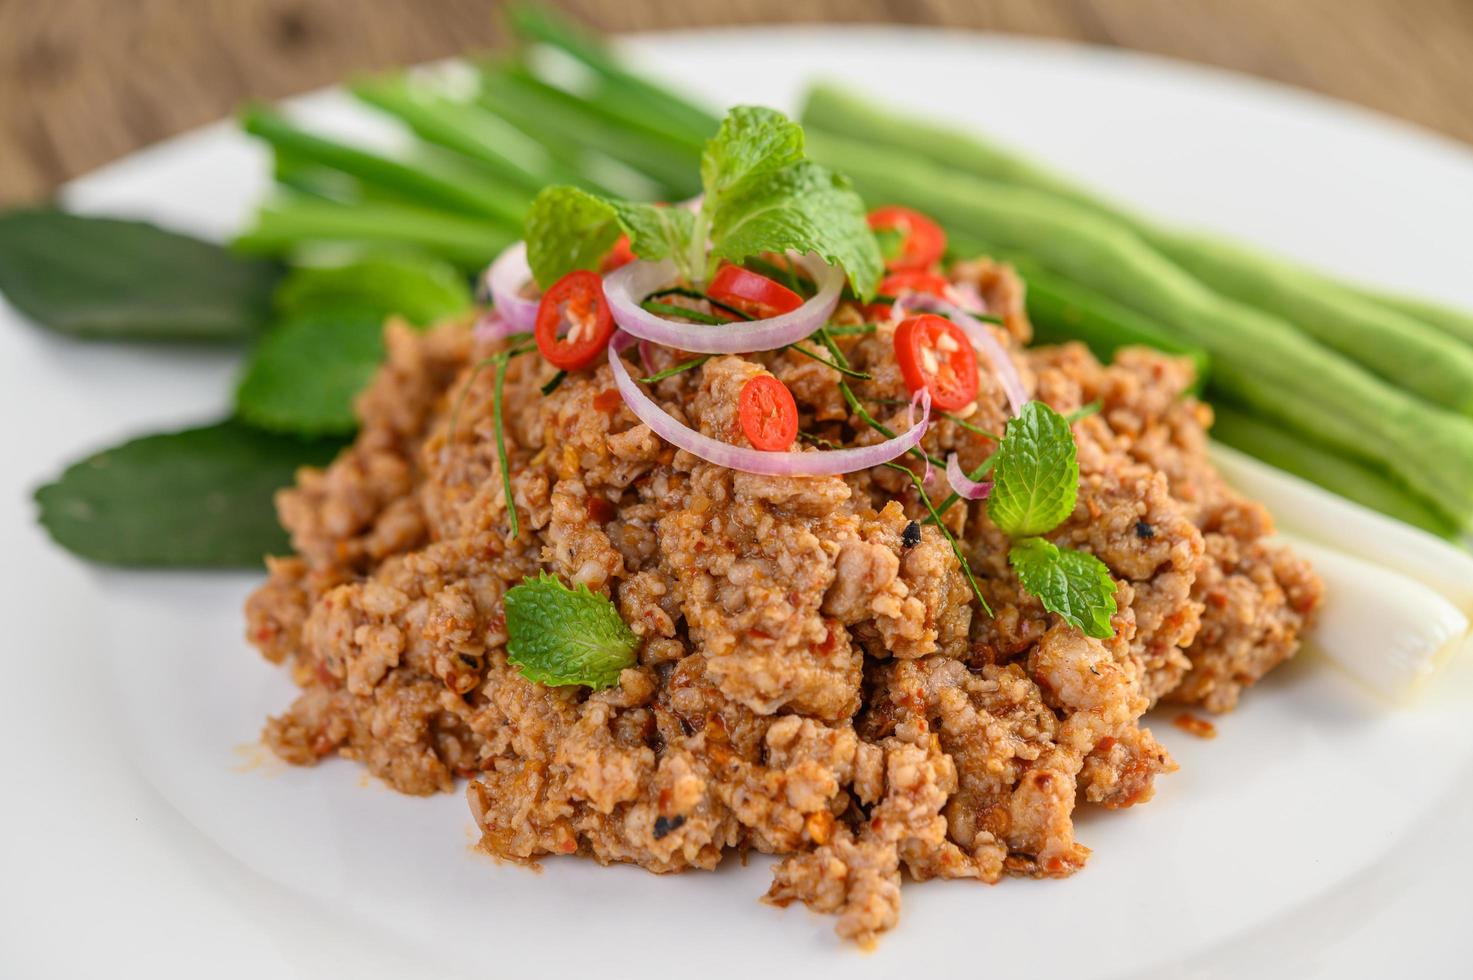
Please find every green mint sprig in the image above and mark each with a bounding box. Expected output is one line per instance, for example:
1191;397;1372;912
988;401;1118;639
523;106;881;299
504;572;638;689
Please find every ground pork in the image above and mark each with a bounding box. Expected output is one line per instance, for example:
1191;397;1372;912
246;264;1320;943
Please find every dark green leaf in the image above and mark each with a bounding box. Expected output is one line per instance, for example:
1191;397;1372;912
34;420;344;567
0;208;281;342
504;572;639;689
235;310;390;436
275;254;471;326
1008;537;1118;638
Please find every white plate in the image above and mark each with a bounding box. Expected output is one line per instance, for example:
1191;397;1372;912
4;27;1473;980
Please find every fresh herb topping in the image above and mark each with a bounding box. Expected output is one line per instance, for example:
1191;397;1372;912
987;401;1080;537
524;106;881;298
1007;537;1118;639
524;187;692;290
503;572;639;689
986;400;1118;638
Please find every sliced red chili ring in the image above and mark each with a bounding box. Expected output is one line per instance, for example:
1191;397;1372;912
893;313;979;412
707;264;804;321
868;205;947;272
535;270;615;372
738;374;799;451
599;234;637;274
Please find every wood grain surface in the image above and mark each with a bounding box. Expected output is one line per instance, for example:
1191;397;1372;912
3;0;1471;205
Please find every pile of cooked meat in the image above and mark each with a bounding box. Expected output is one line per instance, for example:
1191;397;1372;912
245;257;1321;945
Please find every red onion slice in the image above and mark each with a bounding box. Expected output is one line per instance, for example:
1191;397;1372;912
945;452;993;500
637;339;657;376
609;332;931;476
481;241;539;332
603;254;844;354
899;294;1028;416
473;311;519;344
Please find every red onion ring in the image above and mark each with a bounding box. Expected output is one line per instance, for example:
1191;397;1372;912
609;331;931;476
481;241;539;332
945;452;993;500
473;311;519;344
603;253;845;354
898;293;1028;416
637;339;657;376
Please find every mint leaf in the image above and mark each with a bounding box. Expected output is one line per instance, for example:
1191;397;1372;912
700;105;805;201
612;200;696;264
521;107;883;297
236;310;389;436
524;186;694;288
504;572;638;689
274;253;470;326
34;420;344;567
707;160;881;299
700;107;882;299
987;400;1080;537
524;186;625;289
1008;537;1118;639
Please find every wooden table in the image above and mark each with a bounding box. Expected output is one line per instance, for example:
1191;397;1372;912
4;0;1471;205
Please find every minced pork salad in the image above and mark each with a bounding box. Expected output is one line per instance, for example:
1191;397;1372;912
245;107;1322;945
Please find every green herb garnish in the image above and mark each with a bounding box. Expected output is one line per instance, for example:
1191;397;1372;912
34;421;344;567
639;299;727;325
986;400;1080;537
0;209;280;342
1007;537;1118;640
504;572;639;689
881;460;991;616
273;253;471;326
235;310;391;436
639;354;711;384
786;342;872;380
523;106;881;298
986;401;1117;638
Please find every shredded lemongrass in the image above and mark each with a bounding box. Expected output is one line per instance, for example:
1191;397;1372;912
1067;400;1102;423
786;342;871;379
839;378;944;469
493;353;518;539
639;354;710;384
446;333;534;540
882;459;991;615
639;300;727;325
648;286;750;321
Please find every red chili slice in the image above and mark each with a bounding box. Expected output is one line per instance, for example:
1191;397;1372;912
868;205;947;272
708;264;804;321
599;234;636;274
535;270;615;371
868;270;952;321
893;313;979;412
738;374;799;452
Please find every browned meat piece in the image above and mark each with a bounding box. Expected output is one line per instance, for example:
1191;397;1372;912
244;278;1320;943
